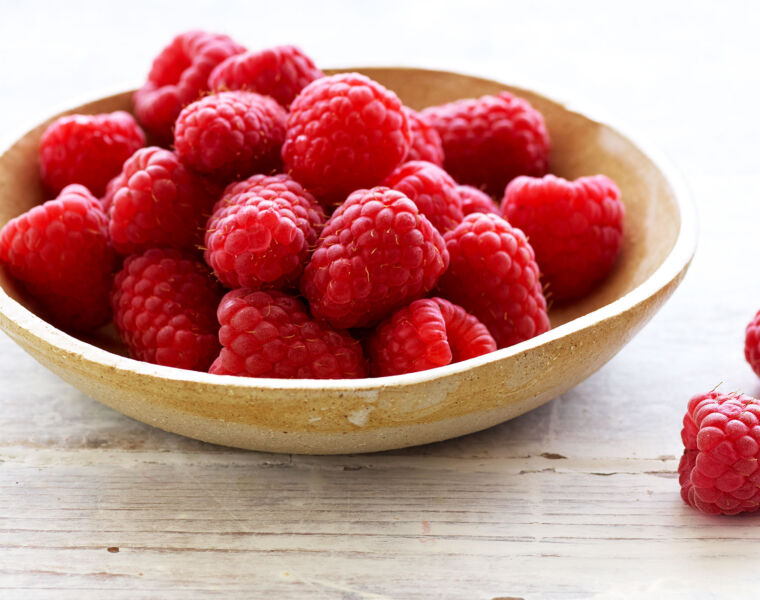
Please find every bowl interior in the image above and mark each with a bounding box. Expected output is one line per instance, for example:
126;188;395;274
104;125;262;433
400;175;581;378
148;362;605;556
0;68;681;359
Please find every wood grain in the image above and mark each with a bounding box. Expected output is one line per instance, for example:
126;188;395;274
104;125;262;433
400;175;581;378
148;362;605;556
2;1;760;598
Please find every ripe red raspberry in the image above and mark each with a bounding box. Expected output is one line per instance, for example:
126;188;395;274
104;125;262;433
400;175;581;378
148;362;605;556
745;311;760;377
679;391;760;515
301;187;449;329
39;111;145;197
100;171;124;215
108;147;214;255
112;248;222;371
134;30;245;142
0;185;114;331
209;289;367;379
174;91;287;182
383;160;464;233
204;174;326;290
502;174;624;302
405;108;444;166
421;91;550;195
282;73;411;205
437;213;549;349
458;184;499;216
369;297;496;376
208;45;324;108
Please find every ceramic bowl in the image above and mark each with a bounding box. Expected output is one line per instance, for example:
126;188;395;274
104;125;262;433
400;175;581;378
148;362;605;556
0;67;696;454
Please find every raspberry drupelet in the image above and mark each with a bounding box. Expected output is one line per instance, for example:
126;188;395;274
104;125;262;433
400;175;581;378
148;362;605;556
422;91;550;195
437;213;550;349
134;30;245;142
369;297;496;376
204;174;326;290
112;248;223;371
0;184;115;331
209;289;367;379
301;187;449;329
502;174;624;302
282;73;411;206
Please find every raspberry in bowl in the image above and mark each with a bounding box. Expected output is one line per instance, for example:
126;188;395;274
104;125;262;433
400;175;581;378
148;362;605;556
0;63;695;454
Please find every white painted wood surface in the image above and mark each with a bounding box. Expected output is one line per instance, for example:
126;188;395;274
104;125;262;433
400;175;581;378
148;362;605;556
2;2;760;597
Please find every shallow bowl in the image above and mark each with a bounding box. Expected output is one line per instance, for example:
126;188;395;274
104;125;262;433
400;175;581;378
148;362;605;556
0;68;696;454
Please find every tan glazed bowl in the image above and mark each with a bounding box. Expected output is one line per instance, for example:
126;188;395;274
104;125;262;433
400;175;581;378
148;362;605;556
0;68;696;454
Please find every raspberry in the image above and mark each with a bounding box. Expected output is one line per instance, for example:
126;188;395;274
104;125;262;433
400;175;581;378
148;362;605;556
100;172;124;215
745;311;760;377
112;248;222;371
282;73;411;205
0;185;114;331
208;45;324;108
679;391;760;515
502;174;624;302
134;30;245;142
383;160;464;233
458;184;499;216
301;187;449;329
174;91;287;182
209;289;367;379
204;174;326;290
405;108;444;166
422;91;550;195
369;297;496;376
108;147;214;255
437;213;549;348
39;111;145;197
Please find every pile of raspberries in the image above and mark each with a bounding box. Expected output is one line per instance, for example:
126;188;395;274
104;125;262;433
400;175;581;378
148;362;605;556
12;30;760;518
0;30;626;381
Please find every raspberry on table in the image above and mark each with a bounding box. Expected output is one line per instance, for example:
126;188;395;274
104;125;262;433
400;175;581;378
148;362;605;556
369;297;496;376
174;91;287;182
209;289;367;379
112;248;222;371
108;147;215;255
458;184;499;216
301;187;449;329
0;184;114;331
745;311;760;377
134;30;245;142
679;391;760;515
282;73;411;206
208;45;324;108
39;111;145;197
502;174;624;302
204;174;326;290
383;160;464;233
405;108;444;166
437;213;550;349
422;91;550;195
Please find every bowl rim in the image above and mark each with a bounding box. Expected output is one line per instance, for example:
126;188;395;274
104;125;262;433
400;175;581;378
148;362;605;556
0;68;698;392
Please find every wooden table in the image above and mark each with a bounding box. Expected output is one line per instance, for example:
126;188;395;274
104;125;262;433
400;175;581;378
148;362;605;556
2;2;759;597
